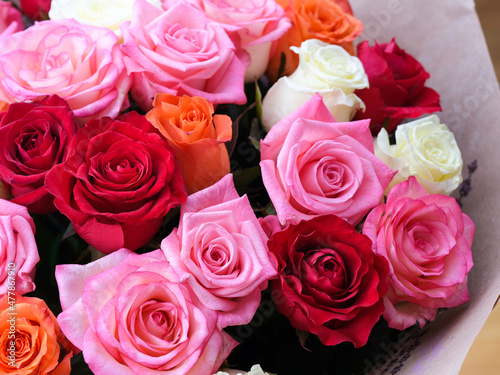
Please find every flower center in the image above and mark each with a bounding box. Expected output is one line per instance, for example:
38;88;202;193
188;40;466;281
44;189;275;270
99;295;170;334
304;249;348;290
142;302;181;342
21;133;39;151
161;23;204;53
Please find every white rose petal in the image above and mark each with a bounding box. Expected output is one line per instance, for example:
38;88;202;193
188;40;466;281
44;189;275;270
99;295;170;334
375;114;463;195
215;364;271;375
261;39;368;131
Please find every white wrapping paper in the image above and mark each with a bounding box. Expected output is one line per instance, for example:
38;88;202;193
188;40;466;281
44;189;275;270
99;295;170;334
350;0;500;373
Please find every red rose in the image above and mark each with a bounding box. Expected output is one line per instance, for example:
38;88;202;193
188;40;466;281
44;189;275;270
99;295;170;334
269;215;389;347
0;95;79;214
354;39;441;135
19;0;51;20
45;111;187;253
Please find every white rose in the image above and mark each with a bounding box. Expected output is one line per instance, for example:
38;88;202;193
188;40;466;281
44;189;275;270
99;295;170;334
375;115;463;195
261;39;368;131
48;0;162;40
215;364;272;375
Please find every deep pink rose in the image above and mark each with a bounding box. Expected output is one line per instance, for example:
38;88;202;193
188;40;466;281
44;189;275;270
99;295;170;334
269;214;389;347
0;199;39;297
0;1;23;37
45;112;187;254
258;214;282;239
120;0;250;111
362;177;474;330
354;39;441;135
161;174;277;327
164;0;291;82
0;19;131;122
19;0;52;21
56;249;237;375
0;96;79;214
260;95;394;226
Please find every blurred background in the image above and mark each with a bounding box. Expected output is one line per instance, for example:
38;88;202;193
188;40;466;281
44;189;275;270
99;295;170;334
476;0;500;77
460;1;500;374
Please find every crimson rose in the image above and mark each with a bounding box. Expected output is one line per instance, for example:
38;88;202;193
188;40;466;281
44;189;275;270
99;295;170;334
19;0;51;20
269;214;389;347
0;95;79;214
46;111;187;253
354;39;441;135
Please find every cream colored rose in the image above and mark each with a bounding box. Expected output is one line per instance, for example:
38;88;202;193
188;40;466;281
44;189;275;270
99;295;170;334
261;39;368;131
375;115;463;195
48;0;162;40
215;364;271;375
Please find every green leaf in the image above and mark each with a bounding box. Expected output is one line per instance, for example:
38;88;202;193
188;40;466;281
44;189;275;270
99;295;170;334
255;81;263;121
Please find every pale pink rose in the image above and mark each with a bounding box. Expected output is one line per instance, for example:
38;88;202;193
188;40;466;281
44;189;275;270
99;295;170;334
260;95;394;226
0;1;23;38
161;174;277;327
0;199;39;297
163;0;291;82
56;248;237;375
362;177;474;330
121;0;250;111
0;19;131;122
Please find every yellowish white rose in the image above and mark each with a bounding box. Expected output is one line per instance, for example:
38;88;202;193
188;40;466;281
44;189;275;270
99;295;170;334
375;115;463;195
261;39;368;131
48;0;162;40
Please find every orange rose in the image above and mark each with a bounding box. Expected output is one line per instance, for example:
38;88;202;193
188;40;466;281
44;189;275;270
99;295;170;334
0;295;73;374
0;100;8;112
267;0;363;81
146;94;232;195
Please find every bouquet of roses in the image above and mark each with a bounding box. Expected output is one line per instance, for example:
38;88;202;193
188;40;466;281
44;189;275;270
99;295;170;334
0;0;496;374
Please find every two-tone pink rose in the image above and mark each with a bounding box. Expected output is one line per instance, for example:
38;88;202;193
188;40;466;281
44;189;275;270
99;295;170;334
363;177;474;330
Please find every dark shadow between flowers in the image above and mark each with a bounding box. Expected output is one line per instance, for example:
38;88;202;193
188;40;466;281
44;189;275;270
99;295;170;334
223;290;420;375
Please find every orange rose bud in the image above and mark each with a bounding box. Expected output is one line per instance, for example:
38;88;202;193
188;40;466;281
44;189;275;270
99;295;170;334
0;295;73;375
146;94;232;195
267;0;363;81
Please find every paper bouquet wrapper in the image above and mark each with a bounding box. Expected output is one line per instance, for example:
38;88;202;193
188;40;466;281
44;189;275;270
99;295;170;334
350;0;500;373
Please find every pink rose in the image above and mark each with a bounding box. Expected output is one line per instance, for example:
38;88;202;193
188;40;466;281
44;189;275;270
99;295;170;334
362;177;474;330
260;95;394;226
120;0;250;111
161;174;277;327
56;249;237;375
0;199;39;297
0;19;131;122
164;0;291;82
0;1;23;37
